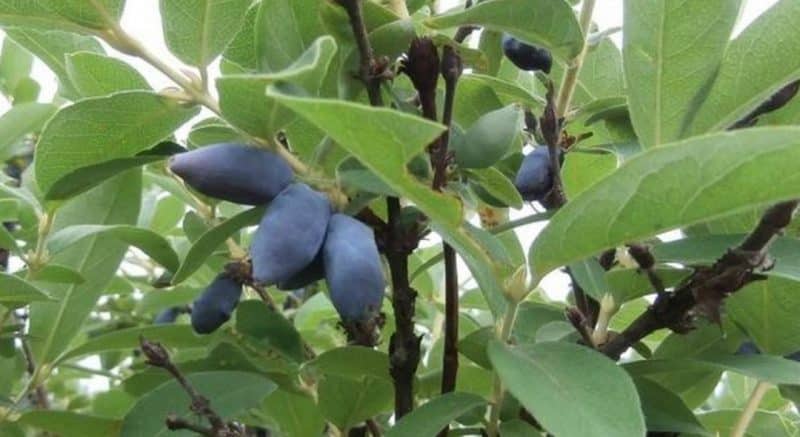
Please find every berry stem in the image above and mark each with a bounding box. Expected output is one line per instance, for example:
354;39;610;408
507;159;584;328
486;302;519;437
555;0;597;118
731;381;771;437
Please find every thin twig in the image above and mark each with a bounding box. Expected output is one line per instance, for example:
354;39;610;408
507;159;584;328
437;46;463;433
555;0;597;117
140;338;241;436
602;200;799;359
627;244;666;295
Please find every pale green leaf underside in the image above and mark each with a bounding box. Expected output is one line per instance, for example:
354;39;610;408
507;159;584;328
387;392;487;437
489;341;646;437
35;91;199;196
531;127;800;280
0;273;53;305
47;224;180;272
425;0;584;60
689;0;800;134
160;0;251;67
623;0;741;147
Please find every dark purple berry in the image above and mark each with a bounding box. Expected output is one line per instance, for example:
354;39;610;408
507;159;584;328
250;183;331;285
154;307;181;324
191;273;242;334
514;147;554;201
276;254;324;291
502;34;552;74
169;143;293;205
323;214;385;322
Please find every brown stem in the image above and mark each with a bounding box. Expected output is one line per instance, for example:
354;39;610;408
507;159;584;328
627;244;666;295
602;200;799;359
336;0;384;106
540;81;567;208
140;338;240;435
19;321;49;409
386;197;421;418
437;46;463;428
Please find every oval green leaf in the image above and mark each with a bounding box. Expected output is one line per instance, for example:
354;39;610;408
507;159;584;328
425;0;584;60
35;91;199;197
455;104;522;169
121;371;276;437
488;340;646;437
531;127;800;280
387;392;487;437
47;225;180;272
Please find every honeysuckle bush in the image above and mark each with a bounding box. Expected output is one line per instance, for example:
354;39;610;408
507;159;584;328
1;0;800;436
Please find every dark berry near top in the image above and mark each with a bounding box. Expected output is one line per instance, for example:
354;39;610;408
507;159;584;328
191;273;242;334
323;214;385;322
735;340;760;356
502;34;553;74
154;307;181;324
169;143;293;205
250;183;332;285
514;147;554;202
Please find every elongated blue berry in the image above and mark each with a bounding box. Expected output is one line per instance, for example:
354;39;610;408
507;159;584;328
502;34;552;73
169;143;293;205
191;273;242;334
250;183;331;285
514;147;554;201
323;214;385;321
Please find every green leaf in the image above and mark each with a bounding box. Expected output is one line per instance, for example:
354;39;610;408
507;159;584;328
317;373;393;431
488;341;646;437
633;378;709;435
304;346;391;383
160;0;251;67
235;301;305;363
552;39;624;106
45;155;166;201
696;410;799;437
35;91;199;198
5;27;103;99
0;37;33;96
696;354;800;385
0;2;91;33
255;0;325;72
653;235;800;282
269;88;516;316
261;390;325;437
530;127;800;280
727;277;800;355
24;264;85;285
425;0;584;60
65;51;150;97
0;273;53;306
29;170;141;365
0;102;56;161
47;224;180;272
628;355;800;387
689;0;800;134
623;0;742;147
387;392;487;437
172;207;265;284
455;104;522;169
465;167;523;209
222;3;258;71
58;325;208;364
17;411;120;437
121;371;276;437
217;36;338;140
36;0;124;30
568;258;608;301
